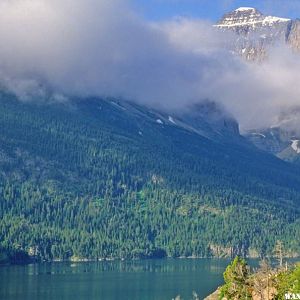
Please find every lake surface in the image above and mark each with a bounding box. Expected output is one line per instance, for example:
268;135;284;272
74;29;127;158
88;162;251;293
0;258;257;300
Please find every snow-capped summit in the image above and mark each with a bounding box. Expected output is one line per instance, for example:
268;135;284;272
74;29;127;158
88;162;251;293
216;7;290;29
215;7;293;60
291;140;300;154
235;7;256;12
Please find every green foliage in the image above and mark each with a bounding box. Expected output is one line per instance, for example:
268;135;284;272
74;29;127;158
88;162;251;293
275;264;300;298
0;93;299;262
220;257;252;299
218;259;300;300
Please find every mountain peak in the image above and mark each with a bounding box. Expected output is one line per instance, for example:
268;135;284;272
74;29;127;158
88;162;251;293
214;7;293;61
216;7;290;29
234;7;256;12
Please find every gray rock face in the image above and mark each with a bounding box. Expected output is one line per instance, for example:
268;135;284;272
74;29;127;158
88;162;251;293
172;102;240;142
215;7;292;61
287;19;300;51
246;127;294;155
245;111;300;163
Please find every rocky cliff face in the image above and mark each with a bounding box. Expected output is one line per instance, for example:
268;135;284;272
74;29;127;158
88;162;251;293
287;19;300;51
177;101;240;138
246;111;300;164
215;7;299;61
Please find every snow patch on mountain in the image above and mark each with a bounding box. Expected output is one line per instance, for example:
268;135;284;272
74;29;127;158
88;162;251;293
251;132;266;138
216;16;290;28
168;116;176;124
235;7;255;12
291;140;300;153
262;16;291;24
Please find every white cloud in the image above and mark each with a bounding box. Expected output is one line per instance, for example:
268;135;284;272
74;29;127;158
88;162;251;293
0;0;300;131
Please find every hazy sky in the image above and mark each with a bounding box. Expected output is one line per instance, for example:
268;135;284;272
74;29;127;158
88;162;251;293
1;0;300;131
133;0;300;21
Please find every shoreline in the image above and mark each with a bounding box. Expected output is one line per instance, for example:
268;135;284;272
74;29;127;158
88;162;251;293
1;255;300;267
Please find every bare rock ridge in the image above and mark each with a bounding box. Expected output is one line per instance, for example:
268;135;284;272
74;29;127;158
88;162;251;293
215;7;300;60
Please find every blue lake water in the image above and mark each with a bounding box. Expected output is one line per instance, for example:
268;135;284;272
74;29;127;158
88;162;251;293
0;258;269;300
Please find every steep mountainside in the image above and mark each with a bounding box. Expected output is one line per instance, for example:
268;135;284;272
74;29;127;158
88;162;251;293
287;19;300;51
246;113;300;165
215;7;300;61
216;8;300;165
1;7;300;263
0;92;300;262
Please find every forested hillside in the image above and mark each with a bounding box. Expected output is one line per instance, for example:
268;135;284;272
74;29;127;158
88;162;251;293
0;93;299;262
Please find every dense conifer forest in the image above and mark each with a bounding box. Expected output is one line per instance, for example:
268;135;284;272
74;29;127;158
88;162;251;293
0;93;299;263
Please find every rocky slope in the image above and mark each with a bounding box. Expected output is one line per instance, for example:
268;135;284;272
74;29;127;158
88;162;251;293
215;7;300;61
287;19;300;51
246;124;300;164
